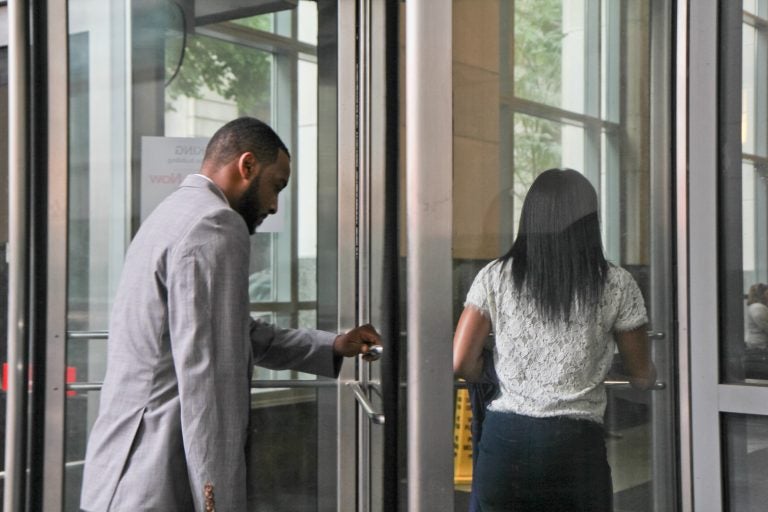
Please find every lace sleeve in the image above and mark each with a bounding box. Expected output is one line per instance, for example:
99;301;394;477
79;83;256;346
613;270;649;332
464;262;494;318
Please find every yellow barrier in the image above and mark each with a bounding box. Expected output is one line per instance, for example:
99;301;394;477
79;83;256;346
453;387;473;485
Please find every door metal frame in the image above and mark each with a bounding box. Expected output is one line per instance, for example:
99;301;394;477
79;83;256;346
42;0;69;509
649;1;677;510
674;0;693;510
4;0;31;507
4;1;69;510
336;2;358;511
685;1;768;510
405;1;454;511
686;0;726;508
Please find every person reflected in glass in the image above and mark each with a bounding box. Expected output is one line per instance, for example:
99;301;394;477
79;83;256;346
453;168;656;512
743;283;768;380
745;283;768;351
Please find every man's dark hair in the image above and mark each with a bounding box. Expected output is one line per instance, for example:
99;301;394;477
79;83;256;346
500;168;608;324
203;117;290;167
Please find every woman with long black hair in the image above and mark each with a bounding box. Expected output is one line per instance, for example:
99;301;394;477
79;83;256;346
453;168;656;511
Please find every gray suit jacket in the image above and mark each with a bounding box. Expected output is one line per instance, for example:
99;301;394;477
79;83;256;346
80;175;339;511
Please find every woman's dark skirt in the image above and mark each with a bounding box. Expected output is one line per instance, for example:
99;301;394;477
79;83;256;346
474;411;613;512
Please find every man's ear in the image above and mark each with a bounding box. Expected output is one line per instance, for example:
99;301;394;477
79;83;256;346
237;152;260;180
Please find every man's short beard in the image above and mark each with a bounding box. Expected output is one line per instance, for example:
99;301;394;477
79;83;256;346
235;175;262;234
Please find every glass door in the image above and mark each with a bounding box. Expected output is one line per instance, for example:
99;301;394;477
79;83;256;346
450;1;677;510
19;1;395;510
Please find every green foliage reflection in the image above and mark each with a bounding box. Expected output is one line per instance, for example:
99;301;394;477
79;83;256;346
512;0;564;203
165;16;273;118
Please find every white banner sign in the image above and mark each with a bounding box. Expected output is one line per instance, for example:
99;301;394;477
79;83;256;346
140;136;284;232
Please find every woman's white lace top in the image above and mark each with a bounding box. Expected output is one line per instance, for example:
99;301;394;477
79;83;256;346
465;261;648;424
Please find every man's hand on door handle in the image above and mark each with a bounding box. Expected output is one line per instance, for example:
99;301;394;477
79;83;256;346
333;324;383;361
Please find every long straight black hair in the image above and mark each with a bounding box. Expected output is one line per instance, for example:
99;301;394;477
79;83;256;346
500;168;608;323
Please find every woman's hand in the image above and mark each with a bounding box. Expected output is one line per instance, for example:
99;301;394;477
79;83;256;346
615;326;657;390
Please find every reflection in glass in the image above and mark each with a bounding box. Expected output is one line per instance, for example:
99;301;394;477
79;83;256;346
165;35;273;131
298;58;318;303
232;14;275;33
514;0;565;109
742;24;756;154
298;0;318;45
740;162;768;382
723;6;768;384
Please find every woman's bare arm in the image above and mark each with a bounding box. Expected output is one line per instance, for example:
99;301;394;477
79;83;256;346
453;306;492;382
615;326;657;390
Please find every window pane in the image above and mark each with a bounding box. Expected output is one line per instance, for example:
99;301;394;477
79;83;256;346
722;9;768;384
298;0;318;45
298;58;318;302
165;35;273;130
743;23;757;156
601;0;620;123
723;414;768;512
514;0;599;116
514;0;565;109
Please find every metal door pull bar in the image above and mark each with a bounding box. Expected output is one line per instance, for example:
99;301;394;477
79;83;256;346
605;380;666;390
454;380;666;390
348;382;385;424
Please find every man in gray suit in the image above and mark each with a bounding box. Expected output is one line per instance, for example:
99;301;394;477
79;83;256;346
80;117;380;511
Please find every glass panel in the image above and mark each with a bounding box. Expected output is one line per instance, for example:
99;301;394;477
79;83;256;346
722;6;768;385
601;0;620;123
66;1;131;508
298;0;318;45
514;0;567;110
513;0;602;117
65;1;330;509
723;414;768;512
165;35;273;129
298;58;318;303
247;388;323;509
453;1;674;510
743;23;757;156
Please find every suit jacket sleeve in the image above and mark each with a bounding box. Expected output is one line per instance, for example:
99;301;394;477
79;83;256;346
167;211;252;512
249;319;341;378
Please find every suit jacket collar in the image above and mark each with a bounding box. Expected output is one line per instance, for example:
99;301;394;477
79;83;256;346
181;174;230;206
